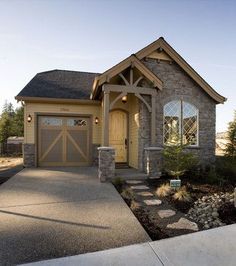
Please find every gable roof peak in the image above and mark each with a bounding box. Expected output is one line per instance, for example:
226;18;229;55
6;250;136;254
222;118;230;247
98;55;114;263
135;37;226;104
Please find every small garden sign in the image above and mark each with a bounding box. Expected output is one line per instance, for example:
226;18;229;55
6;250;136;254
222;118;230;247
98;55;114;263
170;179;181;190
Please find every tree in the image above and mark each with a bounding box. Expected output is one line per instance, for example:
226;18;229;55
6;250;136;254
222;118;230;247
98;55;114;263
225;110;236;160
0;102;15;144
0;112;12;144
0;101;24;146
162;144;198;179
12;107;24;136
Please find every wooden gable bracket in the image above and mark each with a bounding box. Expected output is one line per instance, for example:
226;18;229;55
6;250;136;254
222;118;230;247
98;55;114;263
110;91;127;110
135;93;151;112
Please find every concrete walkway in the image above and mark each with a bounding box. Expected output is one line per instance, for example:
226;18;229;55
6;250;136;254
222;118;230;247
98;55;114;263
22;224;236;266
0;167;149;265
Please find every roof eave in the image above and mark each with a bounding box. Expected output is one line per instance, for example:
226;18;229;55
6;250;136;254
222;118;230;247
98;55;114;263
15;96;101;105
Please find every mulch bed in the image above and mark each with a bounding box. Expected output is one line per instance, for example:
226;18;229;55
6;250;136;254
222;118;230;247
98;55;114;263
219;202;236;224
147;177;234;214
133;208;169;241
113;177;235;241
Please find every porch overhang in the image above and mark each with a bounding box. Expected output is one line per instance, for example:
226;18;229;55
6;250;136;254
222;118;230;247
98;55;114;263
90;54;163;100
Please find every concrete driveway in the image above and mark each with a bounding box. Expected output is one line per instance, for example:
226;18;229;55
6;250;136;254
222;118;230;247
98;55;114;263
0;167;150;265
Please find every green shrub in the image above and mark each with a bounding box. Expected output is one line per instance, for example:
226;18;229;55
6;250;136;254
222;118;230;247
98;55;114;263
215;157;236;185
162;144;198;179
225;110;236;160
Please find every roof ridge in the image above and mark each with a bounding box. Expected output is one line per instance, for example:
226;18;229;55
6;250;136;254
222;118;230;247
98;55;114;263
37;69;100;75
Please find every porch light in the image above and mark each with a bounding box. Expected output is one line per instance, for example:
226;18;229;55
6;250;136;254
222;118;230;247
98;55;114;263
95;117;99;124
122;95;127;103
27;114;32;123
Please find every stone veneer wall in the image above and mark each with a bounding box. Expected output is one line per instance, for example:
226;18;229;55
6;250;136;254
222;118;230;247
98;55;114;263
92;144;100;166
138;59;216;171
138;95;151;170
98;147;115;182
23;143;36;167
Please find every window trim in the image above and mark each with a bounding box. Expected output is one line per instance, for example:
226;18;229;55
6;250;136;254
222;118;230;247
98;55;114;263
163;100;199;147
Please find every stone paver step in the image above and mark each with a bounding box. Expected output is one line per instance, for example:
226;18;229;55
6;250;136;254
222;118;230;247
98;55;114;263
158;209;176;218
126;180;143;185
144;199;162;206
167;218;199;231
130;185;150;190
137;191;154;197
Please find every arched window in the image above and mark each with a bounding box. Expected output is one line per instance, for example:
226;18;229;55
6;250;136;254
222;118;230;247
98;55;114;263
163;100;198;146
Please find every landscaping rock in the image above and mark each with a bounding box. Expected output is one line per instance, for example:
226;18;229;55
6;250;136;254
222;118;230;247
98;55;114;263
187;192;234;229
158;209;176;218
143;199;162;206
167;218;199;231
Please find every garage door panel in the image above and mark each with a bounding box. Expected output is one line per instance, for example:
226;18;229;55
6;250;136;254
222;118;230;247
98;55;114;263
43;136;63;162
40;129;62;152
67;130;88;156
66;140;87;163
38;116;91;167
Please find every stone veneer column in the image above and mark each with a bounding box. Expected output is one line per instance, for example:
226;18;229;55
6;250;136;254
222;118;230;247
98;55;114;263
98;147;115;182
144;147;163;177
23;143;36;167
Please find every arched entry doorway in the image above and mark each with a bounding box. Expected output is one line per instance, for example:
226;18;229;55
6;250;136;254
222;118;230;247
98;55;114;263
109;110;128;163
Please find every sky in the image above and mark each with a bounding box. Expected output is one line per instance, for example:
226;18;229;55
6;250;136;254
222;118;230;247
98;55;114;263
0;0;235;132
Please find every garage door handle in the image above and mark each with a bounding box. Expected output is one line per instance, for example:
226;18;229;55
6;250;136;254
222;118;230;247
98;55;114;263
125;138;128;146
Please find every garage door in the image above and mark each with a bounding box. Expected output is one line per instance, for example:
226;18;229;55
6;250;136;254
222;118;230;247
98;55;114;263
38;116;91;166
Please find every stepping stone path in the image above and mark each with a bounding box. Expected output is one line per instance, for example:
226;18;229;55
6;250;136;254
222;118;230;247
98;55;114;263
126;180;143;185
125;181;201;237
167;218;199;231
137;191;154;197
158;209;176;218
144;199;162;206
130;185;150;190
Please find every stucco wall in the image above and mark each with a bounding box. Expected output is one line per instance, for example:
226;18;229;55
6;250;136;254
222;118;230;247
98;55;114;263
139;59;216;168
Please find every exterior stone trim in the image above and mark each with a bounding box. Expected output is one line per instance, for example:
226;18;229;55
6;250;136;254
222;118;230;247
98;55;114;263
98;147;115;182
23;143;36;167
92;144;100;166
144;147;163;177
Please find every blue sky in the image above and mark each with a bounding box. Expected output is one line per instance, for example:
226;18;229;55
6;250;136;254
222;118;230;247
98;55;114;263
0;0;235;132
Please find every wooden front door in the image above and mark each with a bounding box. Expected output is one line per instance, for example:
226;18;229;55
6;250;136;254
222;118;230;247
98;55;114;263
38;116;90;166
109;110;127;163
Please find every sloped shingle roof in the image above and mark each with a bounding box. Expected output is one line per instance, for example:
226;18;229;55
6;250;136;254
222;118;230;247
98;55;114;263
16;70;99;100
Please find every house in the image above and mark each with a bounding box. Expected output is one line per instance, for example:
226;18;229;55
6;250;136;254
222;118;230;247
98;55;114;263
15;37;226;181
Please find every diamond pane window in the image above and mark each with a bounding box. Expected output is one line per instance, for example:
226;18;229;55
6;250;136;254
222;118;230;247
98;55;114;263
41;117;62;126
182;102;198;145
164;101;181;145
164;100;198;146
67;119;87;127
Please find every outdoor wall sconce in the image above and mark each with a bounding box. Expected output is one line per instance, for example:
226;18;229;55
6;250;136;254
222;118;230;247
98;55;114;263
27;114;32;123
122;95;127;103
95;117;99;124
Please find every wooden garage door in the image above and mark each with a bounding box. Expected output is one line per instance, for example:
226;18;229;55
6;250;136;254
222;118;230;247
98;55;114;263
38;116;90;166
